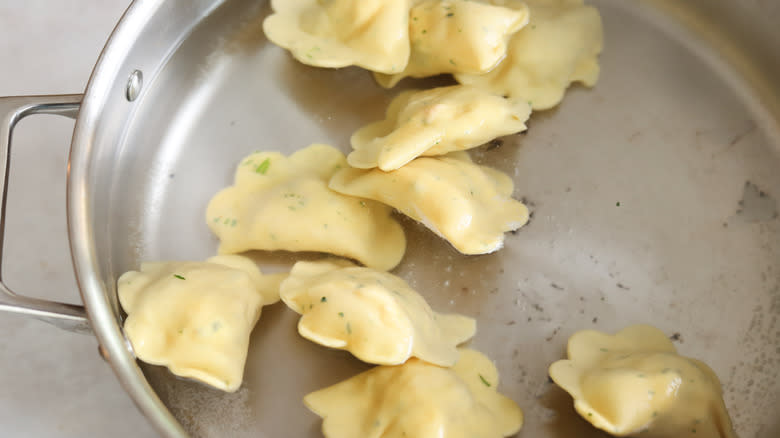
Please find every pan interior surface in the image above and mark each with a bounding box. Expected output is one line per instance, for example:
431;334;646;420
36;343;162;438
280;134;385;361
108;0;780;436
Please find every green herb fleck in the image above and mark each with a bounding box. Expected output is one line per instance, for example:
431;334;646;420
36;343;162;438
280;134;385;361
588;412;593;417
599;348;609;352
223;217;231;225
449;59;456;66
321;296;327;303
174;274;186;280
346;322;352;334
422;29;427;34
616;201;621;207
479;374;491;387
213;216;221;223
338;312;344;318
532;24;537;29
359;200;367;207
648;390;655;396
413;16;418;21
255;158;271;174
637;373;646;378
652;411;658;417
692;429;697;434
230;219;237;227
446;12;454;17
178;329;184;334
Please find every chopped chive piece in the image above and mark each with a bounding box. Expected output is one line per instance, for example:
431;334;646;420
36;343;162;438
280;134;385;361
338;312;344;318
255;158;271;174
174;274;186;280
479;374;491;387
321;296;327;303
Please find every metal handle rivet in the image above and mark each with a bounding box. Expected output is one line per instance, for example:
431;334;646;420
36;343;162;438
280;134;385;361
125;69;143;102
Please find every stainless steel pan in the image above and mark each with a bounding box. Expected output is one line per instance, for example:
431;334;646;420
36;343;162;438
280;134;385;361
1;0;778;436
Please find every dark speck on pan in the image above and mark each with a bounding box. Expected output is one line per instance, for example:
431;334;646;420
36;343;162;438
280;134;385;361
485;139;504;151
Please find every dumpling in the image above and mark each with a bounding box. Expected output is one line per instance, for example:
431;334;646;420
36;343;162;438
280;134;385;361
347;85;531;171
549;325;737;438
206;144;406;271
455;0;604;110
280;259;476;366
330;152;529;255
117;255;285;392
263;0;412;74
374;0;529;88
305;349;524;438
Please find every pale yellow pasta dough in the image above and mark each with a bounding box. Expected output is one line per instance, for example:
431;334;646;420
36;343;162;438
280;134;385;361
374;0;528;88
262;0;412;74
305;349;523;438
348;85;531;171
456;0;603;110
206;144;406;271
280;259;475;366
330;152;529;255
549;325;738;438
117;255;285;392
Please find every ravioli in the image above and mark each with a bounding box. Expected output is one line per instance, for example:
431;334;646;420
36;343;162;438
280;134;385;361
348;85;531;171
206;144;406;271
263;0;411;74
117;255;285;392
456;0;603;110
305;349;523;438
280;259;475;366
549;325;737;438
331;152;529;254
374;0;528;88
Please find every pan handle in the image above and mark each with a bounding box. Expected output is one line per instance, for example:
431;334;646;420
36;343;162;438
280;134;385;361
0;95;90;334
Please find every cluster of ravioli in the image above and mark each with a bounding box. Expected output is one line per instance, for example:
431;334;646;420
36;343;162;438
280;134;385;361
118;257;524;438
120;137;527;437
261;0;606;254
264;0;604;110
115;1;739;438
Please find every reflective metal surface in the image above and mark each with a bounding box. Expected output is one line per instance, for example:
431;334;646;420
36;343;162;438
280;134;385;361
0;94;90;333
8;0;778;436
